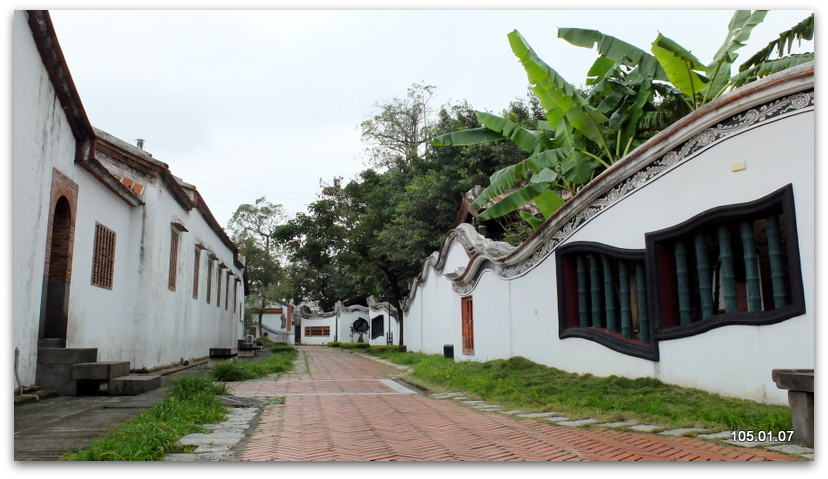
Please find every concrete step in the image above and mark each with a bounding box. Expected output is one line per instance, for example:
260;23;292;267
109;375;162;396
37;348;97;365
73;361;131;380
36;348;99;396
38;338;66;349
210;348;235;358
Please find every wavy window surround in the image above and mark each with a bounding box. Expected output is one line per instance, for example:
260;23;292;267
556;243;655;360
647;184;804;341
556;185;804;361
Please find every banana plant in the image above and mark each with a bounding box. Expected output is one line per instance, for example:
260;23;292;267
435;10;813;231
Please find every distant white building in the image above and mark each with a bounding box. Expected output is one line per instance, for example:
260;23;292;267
403;63;815;406
295;299;398;346
260;305;295;343
13;11;246;394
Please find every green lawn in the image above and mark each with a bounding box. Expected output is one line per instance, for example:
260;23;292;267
366;349;792;433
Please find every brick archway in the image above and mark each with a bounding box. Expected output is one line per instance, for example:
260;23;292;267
40;169;78;344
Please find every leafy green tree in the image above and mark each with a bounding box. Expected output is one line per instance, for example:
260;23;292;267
360;83;437;168
275;93;539;343
227;197;288;334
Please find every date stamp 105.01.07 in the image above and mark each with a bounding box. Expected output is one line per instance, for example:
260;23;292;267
731;430;795;442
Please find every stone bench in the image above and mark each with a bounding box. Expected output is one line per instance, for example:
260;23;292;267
771;369;814;447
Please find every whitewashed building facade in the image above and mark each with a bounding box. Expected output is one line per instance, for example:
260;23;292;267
13;11;245;393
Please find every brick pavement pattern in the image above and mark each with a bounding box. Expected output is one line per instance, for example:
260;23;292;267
236;346;797;462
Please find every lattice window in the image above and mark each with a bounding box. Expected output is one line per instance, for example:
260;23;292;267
206;260;213;304
225;274;230;311
91;223;116;289
305;326;330;337
168;229;180;291
217;268;222;308
192;247;200;299
371;315;384;339
461;296;474;355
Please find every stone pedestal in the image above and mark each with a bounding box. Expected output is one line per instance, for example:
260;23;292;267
772;369;814;447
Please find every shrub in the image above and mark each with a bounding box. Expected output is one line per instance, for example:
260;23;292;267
328;342;341;347
366;345;407;353
339;342;371;350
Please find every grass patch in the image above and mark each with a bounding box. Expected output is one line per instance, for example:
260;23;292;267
211;346;297;382
63;376;228;461
383;353;792;432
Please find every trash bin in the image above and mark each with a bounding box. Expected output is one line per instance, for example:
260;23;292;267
443;344;454;359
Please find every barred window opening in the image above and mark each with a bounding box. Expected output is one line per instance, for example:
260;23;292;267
91;223;116;289
168;229;180;291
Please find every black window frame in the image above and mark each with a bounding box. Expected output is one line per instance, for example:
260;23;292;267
646;184;805;341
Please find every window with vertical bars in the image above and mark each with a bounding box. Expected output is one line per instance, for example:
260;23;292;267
556;243;654;359
91;223;116;289
554;186;803;360
192;247;200;299
225;274;230;310
305;326;330;336
461;296;474;355
206;260;213;304
647;184;804;340
168;229;180;291
217;268;222;308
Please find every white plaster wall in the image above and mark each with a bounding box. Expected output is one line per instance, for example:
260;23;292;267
403;98;813;405
64;171;139;362
299;316;336;345
261;311;293;343
557;112;815;403
458;270;512;362
12;11;81;386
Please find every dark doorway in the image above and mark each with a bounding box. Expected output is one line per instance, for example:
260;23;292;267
41;196;73;344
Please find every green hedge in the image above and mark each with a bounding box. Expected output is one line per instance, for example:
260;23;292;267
368;345;407;353
326;343;407;353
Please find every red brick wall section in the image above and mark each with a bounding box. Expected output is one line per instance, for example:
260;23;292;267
44;169;79;282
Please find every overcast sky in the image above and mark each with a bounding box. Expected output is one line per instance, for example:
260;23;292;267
25;5;819;227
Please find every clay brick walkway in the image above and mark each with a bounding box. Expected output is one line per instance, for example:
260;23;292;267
233;346;797;462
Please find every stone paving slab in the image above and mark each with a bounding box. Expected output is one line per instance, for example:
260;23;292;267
516;412;562;418
557;418;599;427
595;420;639;428
660;427;709;437
629;424;664;433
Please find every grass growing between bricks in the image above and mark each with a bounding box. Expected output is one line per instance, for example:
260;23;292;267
63;376;228;461
368;350;792;433
211;344;298;381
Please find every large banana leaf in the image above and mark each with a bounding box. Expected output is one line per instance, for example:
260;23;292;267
532;189;565;219
433;127;506;147
477;182;552;221
730;53;814;87
703;10;768;102
472;147;573;209
558;28;668;81
477;112;554;153
561;151;599;185
739;13;814;72
651;34;708;107
508;30;613;157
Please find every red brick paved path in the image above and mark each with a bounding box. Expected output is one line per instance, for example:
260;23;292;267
234;346;797;462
